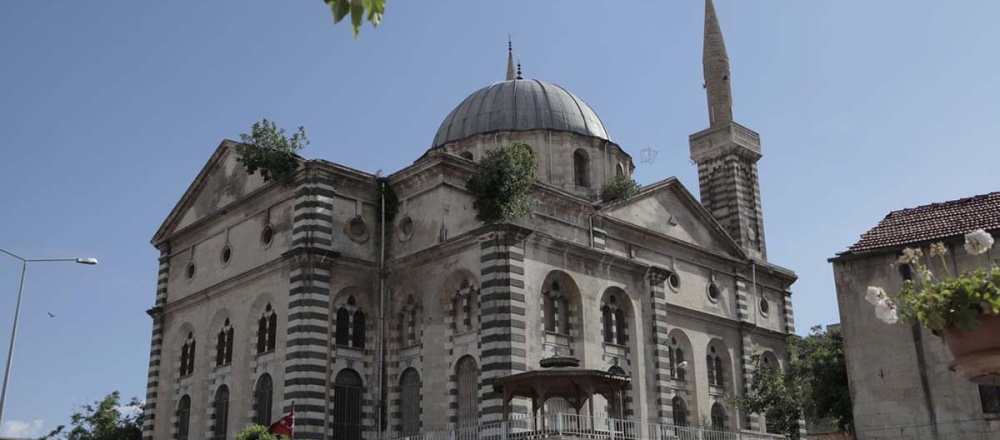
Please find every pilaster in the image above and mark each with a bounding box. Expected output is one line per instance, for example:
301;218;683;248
646;266;672;424
142;249;170;440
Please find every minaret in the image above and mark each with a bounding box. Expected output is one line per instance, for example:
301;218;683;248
689;0;767;260
506;37;516;80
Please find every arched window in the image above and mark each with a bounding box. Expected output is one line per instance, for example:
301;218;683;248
671;396;687;427
616;163;625;177
455;356;479;428
176;395;191;440
452;279;479;333
352;311;366;348
254;374;273;427
399;296;420;347
601;292;628;345
607;366;628;419
333;369;364;440
216;318;233;367
707;345;724;388
573;149;590;187
257;304;277;354
335;296;366;349
400;368;421;436
543;281;569;334
211;385;229;440
711;403;726;430
459;151;474;161
668;338;686;381
180;333;195;377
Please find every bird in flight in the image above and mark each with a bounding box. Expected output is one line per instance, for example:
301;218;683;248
47;312;55;318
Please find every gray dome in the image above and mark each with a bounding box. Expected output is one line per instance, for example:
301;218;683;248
432;79;610;148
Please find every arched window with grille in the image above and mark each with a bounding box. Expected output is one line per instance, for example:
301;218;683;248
671;396;687;427
211;385;229;440
336;308;352;346
607;366;629;419
711;403;726;430
601;306;614;343
601;291;629;345
573;149;590;187
333;369;364;440
352;311;366;348
400;368;421;436
668;338;686;381
254;374;273;427
707;344;725;388
455;356;479;428
176;395;191;440
180;333;195;377
216;318;233;367
257;304;277;354
543;280;569;334
399;295;420;347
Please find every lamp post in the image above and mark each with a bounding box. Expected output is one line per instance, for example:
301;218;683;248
0;248;98;426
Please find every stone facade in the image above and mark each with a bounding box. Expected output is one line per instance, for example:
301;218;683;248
142;2;798;439
831;201;1000;440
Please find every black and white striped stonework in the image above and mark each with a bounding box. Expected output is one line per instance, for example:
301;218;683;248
735;273;757;431
645;267;672;424
782;291;795;334
283;176;338;440
142;250;170;440
695;156;766;259
477;225;530;423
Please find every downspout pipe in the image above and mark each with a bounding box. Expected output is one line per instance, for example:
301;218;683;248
376;178;388;440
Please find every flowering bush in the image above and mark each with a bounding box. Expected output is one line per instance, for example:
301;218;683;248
866;229;1000;332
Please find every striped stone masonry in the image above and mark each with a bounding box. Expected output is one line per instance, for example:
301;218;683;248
781;291;795;334
735;271;756;431
142;250;170;440
645;266;672;424
283;174;338;440
476;224;531;423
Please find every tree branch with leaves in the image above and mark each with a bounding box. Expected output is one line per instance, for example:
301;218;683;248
235;119;309;184
324;0;385;38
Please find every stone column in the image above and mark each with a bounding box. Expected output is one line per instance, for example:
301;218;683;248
476;224;531;423
646;266;672;424
282;174;338;440
142;249;170;440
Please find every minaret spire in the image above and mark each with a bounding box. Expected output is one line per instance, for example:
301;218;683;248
506;36;517;81
703;0;733;126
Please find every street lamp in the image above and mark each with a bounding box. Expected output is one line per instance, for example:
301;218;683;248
0;248;98;426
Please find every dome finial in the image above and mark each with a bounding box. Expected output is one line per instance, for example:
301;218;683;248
506;35;516;81
516;55;523;80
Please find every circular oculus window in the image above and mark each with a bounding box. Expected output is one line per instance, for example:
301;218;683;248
261;224;274;247
347;216;369;243
759;297;770;317
707;283;721;302
398;216;414;241
221;244;232;265
185;261;196;280
667;272;681;291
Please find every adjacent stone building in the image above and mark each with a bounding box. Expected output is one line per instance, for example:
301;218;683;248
830;192;1000;440
141;2;798;439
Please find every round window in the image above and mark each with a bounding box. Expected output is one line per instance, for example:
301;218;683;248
348;217;369;243
221;245;232;265
667;272;681;291
707;283;720;302
185;261;196;280
398;216;414;241
261;225;274;247
759;297;770;316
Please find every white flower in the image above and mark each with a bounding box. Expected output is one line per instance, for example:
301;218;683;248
920;267;933;282
896;247;924;265
874;299;899;324
865;286;886;305
964;229;995;255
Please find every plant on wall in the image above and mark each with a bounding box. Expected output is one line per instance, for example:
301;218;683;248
376;176;399;224
600;175;641;203
466;143;539;224
235;119;309;183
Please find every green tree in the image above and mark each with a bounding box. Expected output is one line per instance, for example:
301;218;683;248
39;391;143;440
235;424;290;440
729;354;803;439
235;119;309;183
790;326;853;435
324;0;385;38
466;143;539;224
600;175;641;203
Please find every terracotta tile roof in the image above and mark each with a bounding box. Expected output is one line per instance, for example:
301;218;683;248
846;191;1000;254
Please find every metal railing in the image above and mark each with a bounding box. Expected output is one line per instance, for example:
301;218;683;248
384;414;786;440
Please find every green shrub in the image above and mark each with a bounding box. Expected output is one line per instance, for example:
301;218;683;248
600;175;641;203
466;143;539;224
235;119;309;183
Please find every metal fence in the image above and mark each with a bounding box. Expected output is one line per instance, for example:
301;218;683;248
384;414;786;440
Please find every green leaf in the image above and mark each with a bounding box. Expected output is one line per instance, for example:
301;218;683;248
327;0;350;23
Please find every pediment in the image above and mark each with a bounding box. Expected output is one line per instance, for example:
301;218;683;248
151;140;268;245
602;178;744;258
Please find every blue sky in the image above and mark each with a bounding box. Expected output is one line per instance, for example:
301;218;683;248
1;0;999;436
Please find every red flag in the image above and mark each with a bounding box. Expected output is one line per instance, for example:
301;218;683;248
268;405;295;437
